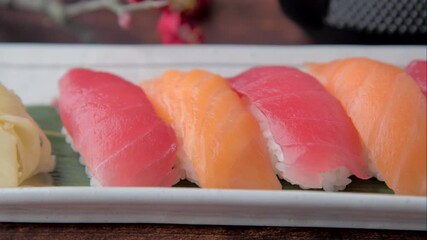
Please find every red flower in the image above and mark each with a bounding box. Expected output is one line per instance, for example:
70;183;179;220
118;13;132;29
157;8;203;44
126;0;208;44
180;0;209;20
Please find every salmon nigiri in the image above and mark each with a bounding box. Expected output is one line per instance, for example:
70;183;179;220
307;58;427;196
58;68;179;187
405;60;426;96
140;70;281;190
230;66;372;191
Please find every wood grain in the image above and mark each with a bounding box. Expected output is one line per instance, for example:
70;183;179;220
1;223;426;240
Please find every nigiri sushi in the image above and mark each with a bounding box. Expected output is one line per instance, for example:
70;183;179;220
405;60;426;96
0;83;54;187
58;68;179;187
230;66;372;191
140;70;281;190
307;58;427;196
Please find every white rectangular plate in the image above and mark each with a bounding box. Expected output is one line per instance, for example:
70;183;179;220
0;44;426;230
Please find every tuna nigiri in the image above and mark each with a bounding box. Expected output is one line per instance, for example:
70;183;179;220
140;70;281;190
405;60;426;96
230;66;371;191
307;58;427;196
0;83;54;187
58;68;179;187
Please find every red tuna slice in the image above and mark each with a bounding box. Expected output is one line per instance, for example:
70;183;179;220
58;68;179;187
230;66;372;191
405;60;426;96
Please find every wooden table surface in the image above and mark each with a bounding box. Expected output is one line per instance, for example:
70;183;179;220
0;0;426;239
1;223;426;240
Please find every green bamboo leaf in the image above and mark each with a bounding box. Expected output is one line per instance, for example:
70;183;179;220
27;106;63;132
173;179;199;188
344;177;394;194
281;177;392;194
279;177;393;194
28;105;90;186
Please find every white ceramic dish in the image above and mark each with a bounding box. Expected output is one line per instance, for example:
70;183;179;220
0;44;426;230
1;187;425;230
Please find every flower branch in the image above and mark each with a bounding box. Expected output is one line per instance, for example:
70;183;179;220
0;0;208;44
0;0;168;24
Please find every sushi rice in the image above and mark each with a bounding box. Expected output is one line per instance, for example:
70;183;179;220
249;102;355;192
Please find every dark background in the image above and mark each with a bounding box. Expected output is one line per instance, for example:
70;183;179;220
1;0;425;45
0;0;311;44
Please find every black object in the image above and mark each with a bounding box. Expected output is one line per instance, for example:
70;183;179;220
279;0;330;28
279;0;427;44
